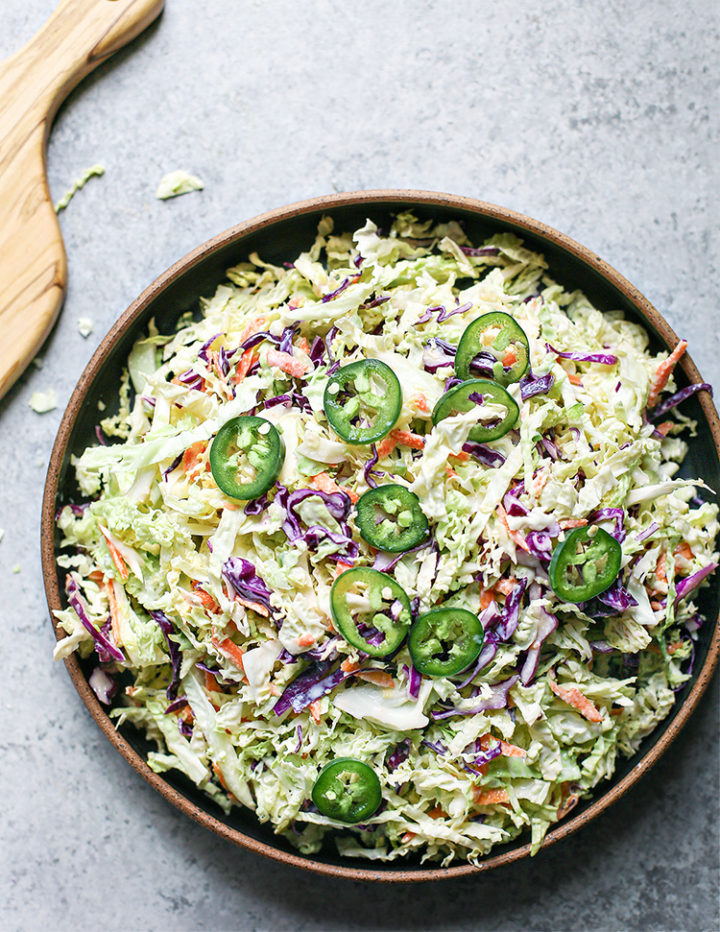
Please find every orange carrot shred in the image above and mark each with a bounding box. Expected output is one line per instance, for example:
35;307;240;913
100;530;129;580
472;787;510;806
648;340;688;407
355;670;395;688
266;349;309;377
309;699;322;724
232;349;259;384
496;504;530;553
548;669;603;722
567;373;583;386
310;472;359;503
212;636;245;671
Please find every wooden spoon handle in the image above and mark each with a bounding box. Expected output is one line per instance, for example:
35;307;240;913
2;0;165;124
0;0;164;401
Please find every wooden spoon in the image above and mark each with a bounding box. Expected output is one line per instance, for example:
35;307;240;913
0;0;165;400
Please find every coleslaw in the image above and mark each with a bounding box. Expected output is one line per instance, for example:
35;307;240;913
53;212;718;865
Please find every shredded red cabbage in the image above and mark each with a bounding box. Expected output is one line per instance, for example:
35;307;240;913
150;610;182;699
525;530;553;563
462;441;506;467
66;575;124;664
222;558;273;612
423;338;457;373
546;343;618;365
322;277;355;303
495;579;528;641
386;738;412;771
647;382;713;421
589;507;626;542
674;563;718;604
520;607;558;685
431;675;519;719
503;481;527;516
520;371;555;400
273;660;352;715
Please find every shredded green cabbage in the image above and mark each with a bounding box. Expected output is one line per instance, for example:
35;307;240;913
54;213;718;866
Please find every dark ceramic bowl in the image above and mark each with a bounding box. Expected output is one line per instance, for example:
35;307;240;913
41;190;720;882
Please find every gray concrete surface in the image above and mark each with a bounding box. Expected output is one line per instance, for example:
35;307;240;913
1;1;718;930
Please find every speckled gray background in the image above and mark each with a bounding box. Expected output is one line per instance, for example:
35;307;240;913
1;1;718;930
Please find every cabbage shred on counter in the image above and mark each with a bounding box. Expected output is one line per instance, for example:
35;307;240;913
53;212;718;865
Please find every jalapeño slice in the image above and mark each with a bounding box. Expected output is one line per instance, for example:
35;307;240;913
209;415;284;500
432;378;519;443
455;312;530;385
355;485;428;553
548;525;622;602
312;758;382;824
408;608;484;678
324;359;402;445
330;567;411;658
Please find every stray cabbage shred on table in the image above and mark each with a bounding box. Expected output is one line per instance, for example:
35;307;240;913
54;212;718;865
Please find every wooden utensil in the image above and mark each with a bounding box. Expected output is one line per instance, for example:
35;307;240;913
0;0;164;400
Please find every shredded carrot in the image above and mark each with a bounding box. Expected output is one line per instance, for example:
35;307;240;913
655;421;674;437
211;762;236;800
567;373;583;386
450;449;471;462
479;589;495;611
648;340;688;408
411;392;430;413
204;670;222;694
231;349;259;384
234;595;270;618
340;659;361;674
377;428;425;459
548;669;603;722
650;600;664;611
652;551;668;595
297;633;316;648
559;517;588;529
106;582;122;645
472;787;510;806
393;429;426;449
183;440;206;473
401;832;417;843
445;465;459;478
478;733;526;758
100;529;129;580
334;560;354;578
502;346;518;367
310;472;359;503
193;585;221;614
266;349;309;377
426;807;447;820
355;670;395;688
297;337;310;354
531;470;549;496
87;570;105;585
309;699;322;724
496;503;530;553
667;640;685;655
674;542;694;562
494;576;517;597
237;316;267;345
212;636;245;672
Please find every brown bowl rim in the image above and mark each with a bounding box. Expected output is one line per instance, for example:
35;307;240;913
41;188;720;883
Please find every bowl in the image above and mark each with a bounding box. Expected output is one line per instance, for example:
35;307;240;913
41;190;720;882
